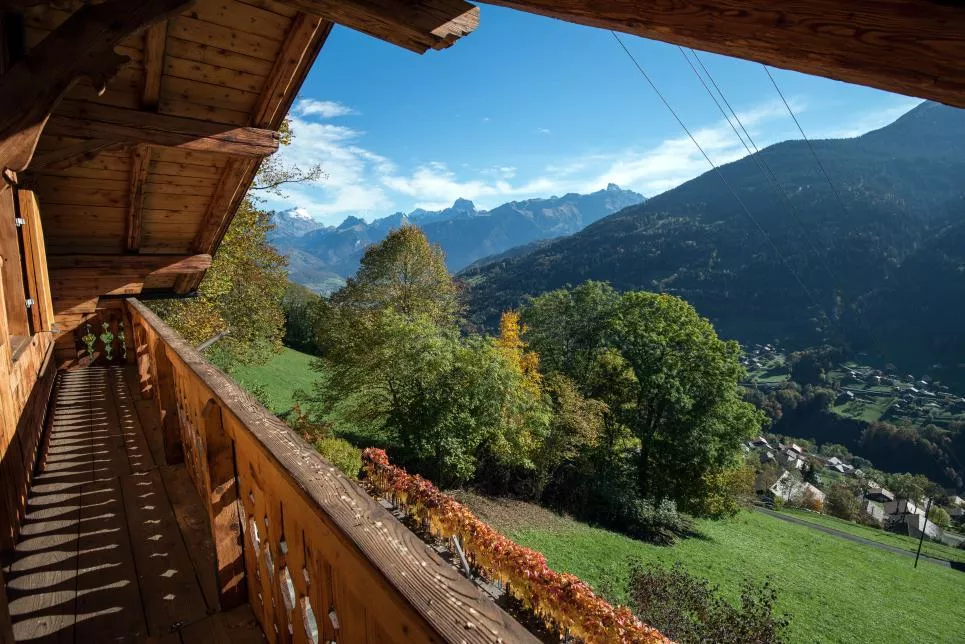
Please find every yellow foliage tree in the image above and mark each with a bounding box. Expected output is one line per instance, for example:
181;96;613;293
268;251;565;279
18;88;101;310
496;310;542;396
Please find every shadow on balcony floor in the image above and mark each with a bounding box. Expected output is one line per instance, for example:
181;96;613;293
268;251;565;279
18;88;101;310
2;366;263;643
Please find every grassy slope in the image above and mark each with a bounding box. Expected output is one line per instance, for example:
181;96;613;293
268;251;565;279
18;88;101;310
780;508;965;564
459;494;964;644
229;347;318;415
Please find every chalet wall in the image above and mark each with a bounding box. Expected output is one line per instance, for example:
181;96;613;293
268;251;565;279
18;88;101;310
0;184;58;551
0;186;28;339
0;334;54;551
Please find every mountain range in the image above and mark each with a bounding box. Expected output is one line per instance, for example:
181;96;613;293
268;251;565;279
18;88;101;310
269;184;645;293
459;101;965;385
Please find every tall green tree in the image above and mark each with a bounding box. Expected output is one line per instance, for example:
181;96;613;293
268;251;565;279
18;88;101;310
522;283;763;512
612;292;762;505
332;225;460;326
521;280;620;387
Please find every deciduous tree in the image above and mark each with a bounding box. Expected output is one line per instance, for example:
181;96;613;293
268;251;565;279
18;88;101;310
612;292;763;506
332;225;459;326
151;200;287;368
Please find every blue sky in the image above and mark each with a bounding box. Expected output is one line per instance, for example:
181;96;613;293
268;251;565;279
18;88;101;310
265;6;922;225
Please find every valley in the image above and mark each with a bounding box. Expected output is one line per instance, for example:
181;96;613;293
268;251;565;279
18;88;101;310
245;100;965;644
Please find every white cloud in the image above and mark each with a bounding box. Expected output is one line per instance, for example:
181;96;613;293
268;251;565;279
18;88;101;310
536;127;551;135
381;163;558;210
263;116;393;222
293;99;357;119
268;96;917;223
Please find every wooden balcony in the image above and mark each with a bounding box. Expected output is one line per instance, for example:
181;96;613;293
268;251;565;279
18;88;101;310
0;299;535;643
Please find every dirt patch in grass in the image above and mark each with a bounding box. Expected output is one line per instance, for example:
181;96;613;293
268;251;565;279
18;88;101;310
450;490;575;534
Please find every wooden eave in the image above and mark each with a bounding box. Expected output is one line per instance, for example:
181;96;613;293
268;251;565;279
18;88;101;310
0;0;479;333
488;0;965;110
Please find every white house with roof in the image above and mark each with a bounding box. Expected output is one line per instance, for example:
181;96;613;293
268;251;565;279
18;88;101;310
768;471;826;505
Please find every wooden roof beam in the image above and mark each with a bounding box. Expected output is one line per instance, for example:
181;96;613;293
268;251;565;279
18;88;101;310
127;145;151;252
0;0;193;173
45;101;279;157
176;11;334;294
28;139;126;172
283;0;478;53
48;253;212;275
142;20;168;109
485;0;965;109
253;13;333;129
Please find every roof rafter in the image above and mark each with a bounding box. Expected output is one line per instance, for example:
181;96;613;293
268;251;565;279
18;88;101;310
141;20;168;109
126;145;152;252
45;101;279;157
283;0;478;53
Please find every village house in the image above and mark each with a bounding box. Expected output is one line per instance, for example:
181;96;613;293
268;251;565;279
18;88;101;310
884;499;925;517
768;471;826;505
777;448;806;471
904;513;943;540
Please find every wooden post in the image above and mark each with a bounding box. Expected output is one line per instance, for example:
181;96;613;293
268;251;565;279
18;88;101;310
0;255;17;552
16;189;54;333
914;497;933;568
202;400;246;610
149;336;183;465
133;321;153;400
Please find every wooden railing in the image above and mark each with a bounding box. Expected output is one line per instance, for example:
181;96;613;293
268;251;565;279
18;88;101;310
125;298;535;644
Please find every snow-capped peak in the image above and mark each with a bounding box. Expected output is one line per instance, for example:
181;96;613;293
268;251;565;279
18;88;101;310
290;207;314;221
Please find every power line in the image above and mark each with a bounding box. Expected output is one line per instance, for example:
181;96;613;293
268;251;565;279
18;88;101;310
762;64;901;359
610;31;822;311
763;65;851;217
680;48;840;291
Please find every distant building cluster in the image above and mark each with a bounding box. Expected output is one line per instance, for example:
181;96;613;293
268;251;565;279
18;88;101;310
746;437;960;543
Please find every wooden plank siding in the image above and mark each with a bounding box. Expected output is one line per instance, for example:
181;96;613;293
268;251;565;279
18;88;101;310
0;183;58;553
18;0;304;342
126;297;537;644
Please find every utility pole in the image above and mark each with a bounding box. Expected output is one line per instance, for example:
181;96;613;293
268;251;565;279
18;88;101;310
914;497;933;569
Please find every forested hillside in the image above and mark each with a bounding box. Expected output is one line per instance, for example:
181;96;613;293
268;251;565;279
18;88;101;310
461;102;965;383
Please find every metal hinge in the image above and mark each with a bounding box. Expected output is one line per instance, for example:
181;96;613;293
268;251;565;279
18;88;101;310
14;217;25;227
25;298;33;308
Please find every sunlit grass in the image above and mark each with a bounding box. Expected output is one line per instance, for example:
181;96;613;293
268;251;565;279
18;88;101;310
230;347;318;415
460;494;965;644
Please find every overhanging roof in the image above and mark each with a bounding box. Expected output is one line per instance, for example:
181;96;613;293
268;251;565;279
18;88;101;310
489;0;965;109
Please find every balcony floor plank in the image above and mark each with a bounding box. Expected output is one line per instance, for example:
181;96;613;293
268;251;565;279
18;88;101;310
3;366;265;643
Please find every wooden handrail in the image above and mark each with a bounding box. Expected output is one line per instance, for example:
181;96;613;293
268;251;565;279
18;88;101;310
125;298;535;643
